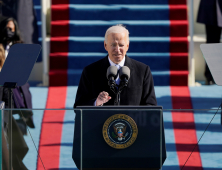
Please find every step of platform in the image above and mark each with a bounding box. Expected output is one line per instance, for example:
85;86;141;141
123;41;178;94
51;4;187;21
50;52;188;71
51;20;188;37
49;69;188;86
68;0;186;5
50;37;188;53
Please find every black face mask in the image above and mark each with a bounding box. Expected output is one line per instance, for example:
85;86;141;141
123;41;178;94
4;29;15;40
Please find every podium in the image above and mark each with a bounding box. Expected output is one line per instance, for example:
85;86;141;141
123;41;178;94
72;106;167;170
200;43;222;86
200;43;222;124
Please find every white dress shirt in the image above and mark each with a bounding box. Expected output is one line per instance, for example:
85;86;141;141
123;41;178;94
5;42;12;59
108;56;125;85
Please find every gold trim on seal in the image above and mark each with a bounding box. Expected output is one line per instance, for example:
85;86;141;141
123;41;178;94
102;114;138;149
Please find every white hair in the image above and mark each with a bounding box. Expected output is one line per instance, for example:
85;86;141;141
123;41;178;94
104;24;129;43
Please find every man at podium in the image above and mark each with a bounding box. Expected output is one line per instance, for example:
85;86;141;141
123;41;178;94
73;25;165;170
74;24;157;107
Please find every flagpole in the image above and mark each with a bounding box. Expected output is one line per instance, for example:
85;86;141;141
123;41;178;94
41;0;49;86
188;0;195;86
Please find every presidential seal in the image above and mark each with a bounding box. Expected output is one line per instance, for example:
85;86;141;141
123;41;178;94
102;114;138;149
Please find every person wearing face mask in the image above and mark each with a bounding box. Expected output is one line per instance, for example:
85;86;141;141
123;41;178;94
0;15;34;131
0;15;34;170
0;16;23;58
0;15;34;132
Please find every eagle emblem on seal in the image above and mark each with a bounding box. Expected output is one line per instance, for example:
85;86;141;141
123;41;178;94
113;123;127;141
103;114;138;149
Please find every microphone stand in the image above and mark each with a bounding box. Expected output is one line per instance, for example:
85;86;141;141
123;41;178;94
109;78;128;106
4;82;17;170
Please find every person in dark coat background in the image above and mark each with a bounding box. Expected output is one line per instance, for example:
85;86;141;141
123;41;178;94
197;0;222;85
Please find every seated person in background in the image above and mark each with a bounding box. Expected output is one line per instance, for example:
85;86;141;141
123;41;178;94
74;24;157;107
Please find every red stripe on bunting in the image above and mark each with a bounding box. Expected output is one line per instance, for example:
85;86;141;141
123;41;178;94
37;87;67;170
171;86;203;170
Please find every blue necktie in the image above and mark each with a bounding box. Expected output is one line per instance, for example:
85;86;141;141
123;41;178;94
115;65;120;85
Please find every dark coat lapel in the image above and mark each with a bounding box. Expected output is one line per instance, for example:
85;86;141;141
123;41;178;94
100;55;110;88
96;55;111;96
101;55;110;75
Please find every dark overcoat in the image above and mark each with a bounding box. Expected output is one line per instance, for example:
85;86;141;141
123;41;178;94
74;55;157;107
197;0;222;26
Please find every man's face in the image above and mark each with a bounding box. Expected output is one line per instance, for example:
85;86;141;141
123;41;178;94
104;32;129;64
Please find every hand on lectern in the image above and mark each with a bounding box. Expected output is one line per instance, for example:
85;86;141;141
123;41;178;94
96;91;111;106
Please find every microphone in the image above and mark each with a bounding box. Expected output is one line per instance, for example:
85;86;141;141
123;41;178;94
119;66;130;87
107;66;118;89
